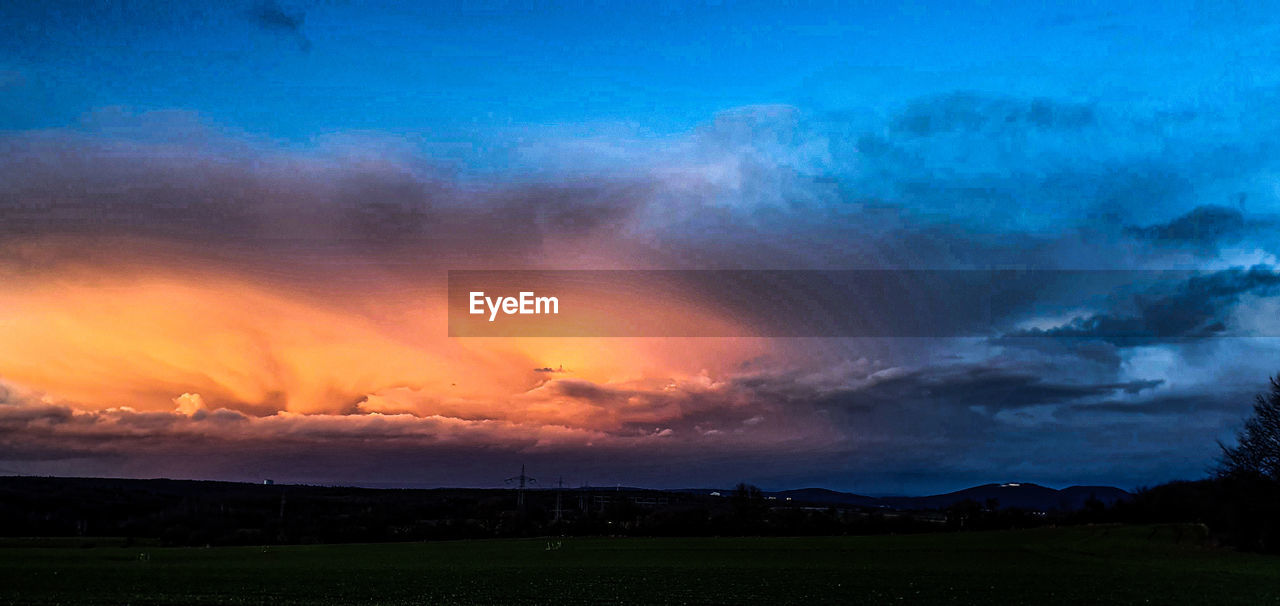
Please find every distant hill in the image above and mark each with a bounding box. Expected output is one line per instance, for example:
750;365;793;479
1057;486;1134;508
769;488;884;508
872;483;1131;512
678;483;1132;512
672;487;884;507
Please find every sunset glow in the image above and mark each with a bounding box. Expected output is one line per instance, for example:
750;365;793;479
3;1;1280;494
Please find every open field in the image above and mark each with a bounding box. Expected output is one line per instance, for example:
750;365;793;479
1;525;1277;605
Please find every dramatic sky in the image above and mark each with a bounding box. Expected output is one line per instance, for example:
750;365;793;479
2;1;1280;494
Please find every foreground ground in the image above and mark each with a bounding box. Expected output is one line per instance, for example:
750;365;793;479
0;525;1277;605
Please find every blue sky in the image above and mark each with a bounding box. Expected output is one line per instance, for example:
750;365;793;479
5;1;1271;142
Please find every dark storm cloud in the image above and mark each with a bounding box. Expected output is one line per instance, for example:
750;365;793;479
0;385;821;486
252;1;304;31
1124;204;1249;250
891;93;1096;137
0;402;73;425
800;90;1279;262
588;88;1271;291
1007;267;1280;345
986;337;1124;371
821;365;1162;412
1063;390;1253;417
249;1;311;52
532;363;1166;445
548;379;618;404
535;377;788;437
0;122;648;271
2;90;1274;284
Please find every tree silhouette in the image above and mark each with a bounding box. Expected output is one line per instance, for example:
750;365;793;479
1218;375;1280;481
731;483;766;528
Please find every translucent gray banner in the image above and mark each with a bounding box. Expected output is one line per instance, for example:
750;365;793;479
447;269;1280;338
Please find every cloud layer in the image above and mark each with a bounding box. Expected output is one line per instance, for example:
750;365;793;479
2;88;1280;492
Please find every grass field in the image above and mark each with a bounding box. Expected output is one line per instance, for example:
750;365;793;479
1;525;1277;605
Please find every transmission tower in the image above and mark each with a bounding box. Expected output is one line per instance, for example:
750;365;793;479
505;464;536;512
554;477;564;521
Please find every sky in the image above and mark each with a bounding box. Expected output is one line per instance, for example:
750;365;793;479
2;1;1280;494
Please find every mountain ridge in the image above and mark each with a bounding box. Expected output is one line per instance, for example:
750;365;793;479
674;482;1132;512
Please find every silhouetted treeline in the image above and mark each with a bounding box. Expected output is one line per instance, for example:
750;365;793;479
0;477;1102;547
887;479;1280;553
1102;477;1280;553
1120;373;1280;553
3;475;1277;551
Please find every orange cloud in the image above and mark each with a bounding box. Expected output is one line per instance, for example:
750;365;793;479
0;256;788;440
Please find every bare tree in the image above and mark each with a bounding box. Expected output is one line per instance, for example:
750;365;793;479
1218;375;1280;481
731;482;766;524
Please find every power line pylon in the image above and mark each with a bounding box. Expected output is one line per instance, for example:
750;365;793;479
554;477;564;522
505;464;536;512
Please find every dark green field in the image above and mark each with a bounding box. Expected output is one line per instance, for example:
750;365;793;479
1;525;1277;605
